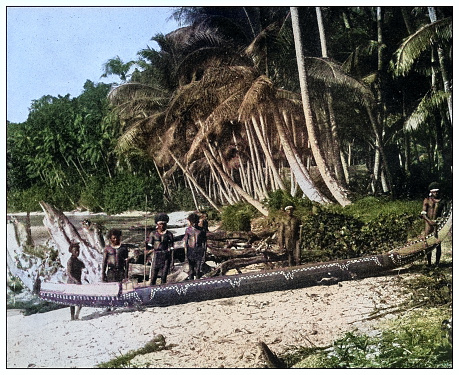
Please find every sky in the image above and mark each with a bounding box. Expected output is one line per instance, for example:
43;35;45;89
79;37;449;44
5;4;180;123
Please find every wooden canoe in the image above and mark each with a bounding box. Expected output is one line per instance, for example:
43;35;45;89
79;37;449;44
39;204;452;308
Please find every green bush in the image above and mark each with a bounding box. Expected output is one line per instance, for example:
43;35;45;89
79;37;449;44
300;211;364;261
299;198;423;262
7;276;24;294
360;212;418;254
101;172;163;214
79;176;104;211
220;203;257;231
7;187;43;212
166;186;196;212
264;189;312;214
7;184;77;212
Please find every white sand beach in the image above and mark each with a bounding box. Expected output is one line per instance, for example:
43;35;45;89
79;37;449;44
7;273;410;368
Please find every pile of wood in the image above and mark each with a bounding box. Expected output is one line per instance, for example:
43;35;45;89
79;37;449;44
205;230;287;276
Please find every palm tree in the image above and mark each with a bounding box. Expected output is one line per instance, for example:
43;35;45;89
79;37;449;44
101;55;136;82
315;6;348;185
290;7;351;206
391;10;452;183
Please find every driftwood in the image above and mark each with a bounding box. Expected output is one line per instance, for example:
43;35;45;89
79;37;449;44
206;249;288;277
206;230;279;266
207;255;267;276
206;230;260;242
206;245;259;261
257;341;287;369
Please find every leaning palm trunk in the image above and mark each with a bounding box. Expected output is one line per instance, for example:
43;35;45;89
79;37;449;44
203;148;269;216
291;6;351;207
167;149;221;213
244;122;268;200
272;107;329;203
258;115;286;191
185;175;200;211
203;147;236;205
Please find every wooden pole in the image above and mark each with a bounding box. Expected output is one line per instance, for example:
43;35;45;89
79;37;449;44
144;195;147;285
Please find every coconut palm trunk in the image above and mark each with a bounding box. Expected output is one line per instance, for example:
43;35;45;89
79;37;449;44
167;148;221;212
203;148;269;216
272;107;329;204
290;7;351;207
252;115;286;191
428;7;452;121
314;8;348;187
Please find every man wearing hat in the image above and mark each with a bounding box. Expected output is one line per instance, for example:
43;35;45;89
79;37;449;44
146;213;175;285
421;182;446;266
277;205;301;266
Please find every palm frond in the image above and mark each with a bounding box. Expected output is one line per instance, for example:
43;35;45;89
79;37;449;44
341;40;380;73
305;57;374;103
175;46;250;85
108;83;170;126
245;20;282;60
186;90;245;162
391;17;452;77
108;82;169;103
164;80;206;124
115;112;165;153
404;90;450;132
274;89;301;102
238;75;274;122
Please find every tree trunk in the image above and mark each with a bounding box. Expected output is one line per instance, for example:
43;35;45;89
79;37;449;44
273;107;330;203
290;7;351;206
167;149;221;212
252;115;286;191
428;7;452;122
204;149;269;216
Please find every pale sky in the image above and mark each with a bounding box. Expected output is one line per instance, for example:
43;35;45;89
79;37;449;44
6;5;180;123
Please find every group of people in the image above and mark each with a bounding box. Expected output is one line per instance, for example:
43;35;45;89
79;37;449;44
99;210;209;286
66;182;446;320
66;210;208;320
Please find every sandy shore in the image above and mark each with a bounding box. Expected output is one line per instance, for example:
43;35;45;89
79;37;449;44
7;272;410;368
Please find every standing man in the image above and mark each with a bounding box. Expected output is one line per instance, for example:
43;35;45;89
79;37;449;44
421;182;446;266
277;206;301;266
102;229;129;282
184;212;207;280
146;213;174;285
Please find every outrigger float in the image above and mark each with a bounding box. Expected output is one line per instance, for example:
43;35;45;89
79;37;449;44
39;204;452;308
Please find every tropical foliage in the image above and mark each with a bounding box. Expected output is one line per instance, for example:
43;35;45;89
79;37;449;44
7;6;452;214
105;6;452;214
7;81;166;213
